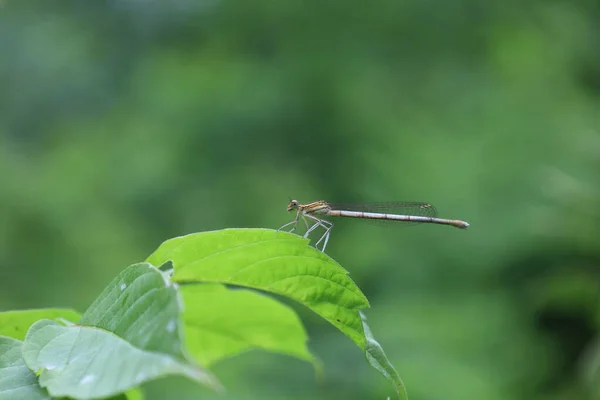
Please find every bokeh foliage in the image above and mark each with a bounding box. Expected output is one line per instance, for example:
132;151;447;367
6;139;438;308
1;1;599;399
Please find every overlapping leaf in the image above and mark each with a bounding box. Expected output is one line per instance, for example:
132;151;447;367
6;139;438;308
79;263;186;361
146;229;410;398
181;283;315;366
22;320;221;400
146;229;370;349
0;309;80;341
0;310;145;400
0;336;51;400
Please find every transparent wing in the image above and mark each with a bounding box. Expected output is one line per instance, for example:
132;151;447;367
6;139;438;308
326;202;438;217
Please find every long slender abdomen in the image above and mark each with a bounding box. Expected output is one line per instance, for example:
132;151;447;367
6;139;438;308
326;210;469;229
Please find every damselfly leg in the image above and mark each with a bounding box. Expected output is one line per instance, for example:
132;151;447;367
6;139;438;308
278;209;309;233
302;214;334;252
279;209;334;252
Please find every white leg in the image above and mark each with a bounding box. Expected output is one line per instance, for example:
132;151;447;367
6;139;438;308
309;219;332;237
279;220;296;232
304;219;321;237
278;210;301;233
314;221;333;252
280;212;334;253
316;229;331;252
303;214;329;237
301;215;310;231
302;215;334;252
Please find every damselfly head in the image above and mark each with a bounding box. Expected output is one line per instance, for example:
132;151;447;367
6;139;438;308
287;199;299;212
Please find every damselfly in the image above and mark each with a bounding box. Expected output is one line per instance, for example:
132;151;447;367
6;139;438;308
279;199;469;252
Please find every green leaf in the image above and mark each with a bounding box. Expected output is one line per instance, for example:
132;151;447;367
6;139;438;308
0;309;80;341
361;312;408;400
181;283;315;367
99;387;145;400
22;320;222;400
146;229;370;349
79;262;186;361
124;387;145;400
0;336;52;400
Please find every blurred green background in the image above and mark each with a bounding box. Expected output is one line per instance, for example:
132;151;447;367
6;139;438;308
1;1;599;399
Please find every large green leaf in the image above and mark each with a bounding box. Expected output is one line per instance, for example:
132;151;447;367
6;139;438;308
147;229;412;398
79;263;186;361
146;229;370;349
181;283;315;367
0;309;80;341
0;336;51;400
22;320;222;400
361;312;408;400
